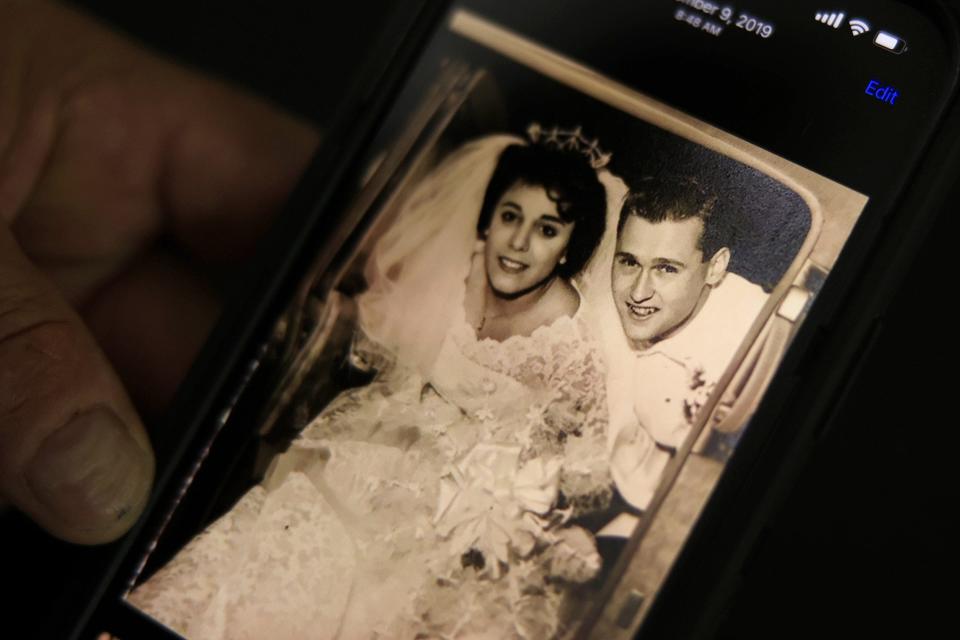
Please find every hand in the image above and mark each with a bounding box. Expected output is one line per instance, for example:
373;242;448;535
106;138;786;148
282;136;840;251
0;0;318;544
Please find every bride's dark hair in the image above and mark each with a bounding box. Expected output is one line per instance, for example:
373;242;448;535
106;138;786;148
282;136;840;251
476;143;607;278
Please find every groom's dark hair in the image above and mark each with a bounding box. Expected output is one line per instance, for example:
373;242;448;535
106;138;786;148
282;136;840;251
477;143;607;278
617;175;726;260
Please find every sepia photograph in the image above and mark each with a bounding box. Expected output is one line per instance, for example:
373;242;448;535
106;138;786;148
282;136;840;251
124;10;869;639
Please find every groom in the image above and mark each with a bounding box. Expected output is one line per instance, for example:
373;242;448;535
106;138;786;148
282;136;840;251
604;175;768;515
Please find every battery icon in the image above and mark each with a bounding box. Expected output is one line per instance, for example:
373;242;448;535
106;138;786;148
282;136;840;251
874;31;907;54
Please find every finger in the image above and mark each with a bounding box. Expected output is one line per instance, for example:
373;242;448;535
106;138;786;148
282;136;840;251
82;250;220;418
12;65;320;270
159;77;320;263
0;225;154;544
2;0;319;284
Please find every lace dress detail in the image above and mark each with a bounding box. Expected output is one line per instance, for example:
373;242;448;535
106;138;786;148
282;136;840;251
131;312;614;640
128;475;358;640
446;315;613;517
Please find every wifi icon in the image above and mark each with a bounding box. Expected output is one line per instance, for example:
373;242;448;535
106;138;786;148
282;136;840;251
849;19;871;36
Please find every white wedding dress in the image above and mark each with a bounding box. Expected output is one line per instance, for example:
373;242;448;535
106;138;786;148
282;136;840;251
129;135;627;639
130;312;614;639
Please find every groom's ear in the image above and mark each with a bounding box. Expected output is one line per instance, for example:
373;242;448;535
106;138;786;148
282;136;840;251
705;247;730;286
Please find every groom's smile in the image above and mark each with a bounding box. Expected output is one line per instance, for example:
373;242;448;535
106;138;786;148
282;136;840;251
625;301;659;320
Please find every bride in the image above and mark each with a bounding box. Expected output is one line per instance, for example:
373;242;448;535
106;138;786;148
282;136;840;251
130;126;627;639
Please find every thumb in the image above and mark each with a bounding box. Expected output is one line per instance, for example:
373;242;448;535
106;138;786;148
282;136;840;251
0;225;154;544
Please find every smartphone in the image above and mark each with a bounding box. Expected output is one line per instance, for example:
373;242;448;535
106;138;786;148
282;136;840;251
35;0;959;638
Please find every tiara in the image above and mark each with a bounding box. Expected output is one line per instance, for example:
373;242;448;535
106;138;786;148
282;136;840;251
526;123;612;170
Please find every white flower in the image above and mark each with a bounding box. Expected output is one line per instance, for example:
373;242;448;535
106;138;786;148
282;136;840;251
525;403;545;426
513;457;562;515
433;443;562;578
475;407;495;422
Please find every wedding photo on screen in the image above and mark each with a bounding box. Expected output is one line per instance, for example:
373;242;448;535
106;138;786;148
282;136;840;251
124;9;869;639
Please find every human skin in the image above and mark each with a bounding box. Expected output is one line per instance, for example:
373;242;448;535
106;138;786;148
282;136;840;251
483;182;574;297
612;215;729;350
0;0;318;544
477;181;580;340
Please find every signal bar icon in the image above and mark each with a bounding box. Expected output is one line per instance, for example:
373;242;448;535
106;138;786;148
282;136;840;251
815;10;846;28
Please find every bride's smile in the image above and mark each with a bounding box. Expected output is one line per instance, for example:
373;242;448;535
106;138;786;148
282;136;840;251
497;255;529;273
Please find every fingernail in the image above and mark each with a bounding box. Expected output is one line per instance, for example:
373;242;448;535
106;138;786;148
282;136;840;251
26;407;152;536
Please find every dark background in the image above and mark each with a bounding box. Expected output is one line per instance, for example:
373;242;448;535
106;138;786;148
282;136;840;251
23;0;958;636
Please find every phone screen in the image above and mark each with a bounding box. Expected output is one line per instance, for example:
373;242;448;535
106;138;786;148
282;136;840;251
111;1;957;638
